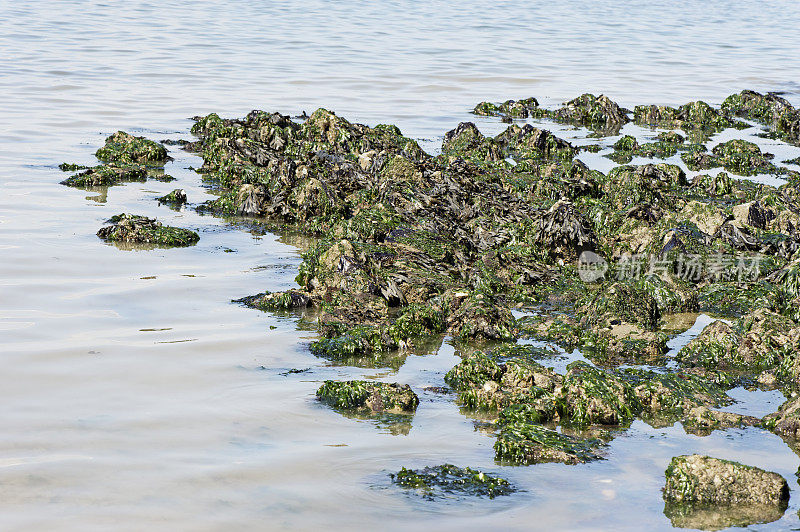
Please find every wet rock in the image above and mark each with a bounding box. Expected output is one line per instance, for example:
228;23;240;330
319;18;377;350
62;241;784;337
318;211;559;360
681;406;760;436
634;101;736;134
240;289;313;311
691;172;733;197
316;380;418;414
722;89;800;145
60;164;147;187
620;368;731;426
472;97;541;119
554;361;640;426
391;464;515;499
157;188;187;206
676;320;739;370
96;214;199;247
663;454;789;506
494;422;604;465
763;395;800;439
497;123;577;162
552;93;629;132
95;131;169;163
531;199;597;262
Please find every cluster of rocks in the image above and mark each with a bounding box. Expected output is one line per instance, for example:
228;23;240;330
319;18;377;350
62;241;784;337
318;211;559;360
61;90;800;514
60;131;198;247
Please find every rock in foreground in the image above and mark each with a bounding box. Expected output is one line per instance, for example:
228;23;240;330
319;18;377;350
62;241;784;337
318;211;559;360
663;454;788;506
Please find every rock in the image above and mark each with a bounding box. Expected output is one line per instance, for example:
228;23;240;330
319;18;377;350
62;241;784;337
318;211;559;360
552;93;629;132
391;464;515;499
681;406;760;436
663;454;789;506
316;380;418;414
494;422;604;465
60;164;147;187
157;188;187;206
722;90;800;145
96;214;199;247
763;395;800;440
676;320;739;369
95;131;168;163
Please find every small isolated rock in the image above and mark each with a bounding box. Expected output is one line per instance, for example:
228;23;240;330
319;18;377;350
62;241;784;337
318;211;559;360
391;464;515;499
316;380;418;415
95;131;168;163
157;188;187;206
60;164;147;187
97;214;199;247
663;454;789;506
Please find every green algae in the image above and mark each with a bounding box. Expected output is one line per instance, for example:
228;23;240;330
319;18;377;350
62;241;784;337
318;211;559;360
157;188;187;206
95;131;168;164
494;422;603;465
391;464;515;499
96;214;199;247
316;380;418;414
60;164;147;187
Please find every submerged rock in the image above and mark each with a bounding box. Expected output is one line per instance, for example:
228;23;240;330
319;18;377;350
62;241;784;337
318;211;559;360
391;464;514;499
96;214;199;246
663;454;789;506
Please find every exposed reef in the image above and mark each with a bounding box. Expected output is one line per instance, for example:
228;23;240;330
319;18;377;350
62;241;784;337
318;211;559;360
62;89;800;511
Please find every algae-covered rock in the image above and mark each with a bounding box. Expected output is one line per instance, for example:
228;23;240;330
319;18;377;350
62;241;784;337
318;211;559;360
676;320;739;369
494;422;603;465
552;93;629;132
620;368;731;426
472;97;541;119
60;164;148;187
95;131;168;163
391;464;515;499
157;188;187;206
554;361;640;426
763;395;800;439
722;89;800;145
680;406;760;436
96;214;199;247
683;139;779;176
316;380;418;414
634;101;736;134
663;454;789;506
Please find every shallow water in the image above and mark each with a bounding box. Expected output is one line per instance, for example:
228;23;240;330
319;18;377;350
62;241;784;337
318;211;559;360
3;1;800;530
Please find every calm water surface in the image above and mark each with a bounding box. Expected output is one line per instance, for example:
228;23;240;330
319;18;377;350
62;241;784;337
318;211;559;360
2;1;800;530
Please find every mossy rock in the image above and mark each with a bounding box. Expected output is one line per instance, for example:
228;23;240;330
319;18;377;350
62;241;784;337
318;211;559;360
391;464;515;499
554;361;641;426
494;422;603;465
95;131;168;164
60;164;147;187
664;454;789;506
96;214;198;247
316;380;418;414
